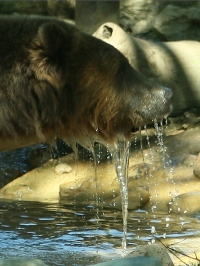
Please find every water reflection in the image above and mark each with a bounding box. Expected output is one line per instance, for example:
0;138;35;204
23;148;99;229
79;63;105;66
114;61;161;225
0;199;200;265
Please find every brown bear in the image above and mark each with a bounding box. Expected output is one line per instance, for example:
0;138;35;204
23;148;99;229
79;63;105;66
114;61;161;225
0;15;172;152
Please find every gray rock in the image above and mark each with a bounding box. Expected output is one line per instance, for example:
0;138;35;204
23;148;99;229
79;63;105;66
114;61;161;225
120;0;200;42
169;192;200;215
91;256;161;266
154;4;200;41
126;244;174;266
194;152;200;178
120;0;161;35
0;257;47;266
182;154;197;167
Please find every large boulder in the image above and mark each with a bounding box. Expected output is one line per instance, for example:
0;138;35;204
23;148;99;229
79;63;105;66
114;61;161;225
93;22;200;115
120;0;200;41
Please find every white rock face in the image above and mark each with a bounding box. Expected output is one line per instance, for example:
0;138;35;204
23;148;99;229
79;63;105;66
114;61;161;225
93;22;200;115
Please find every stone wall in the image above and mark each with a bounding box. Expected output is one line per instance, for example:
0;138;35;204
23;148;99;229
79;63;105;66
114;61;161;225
1;1;200;41
120;0;200;41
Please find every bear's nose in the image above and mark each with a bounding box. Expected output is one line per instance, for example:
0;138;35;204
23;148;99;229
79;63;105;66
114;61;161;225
163;87;173;100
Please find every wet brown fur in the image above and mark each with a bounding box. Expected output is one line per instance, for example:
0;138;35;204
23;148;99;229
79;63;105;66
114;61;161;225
0;15;172;151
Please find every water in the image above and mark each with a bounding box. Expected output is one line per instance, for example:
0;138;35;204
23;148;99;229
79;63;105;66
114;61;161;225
112;137;130;254
153;120;177;203
0;199;200;265
1;122;200;264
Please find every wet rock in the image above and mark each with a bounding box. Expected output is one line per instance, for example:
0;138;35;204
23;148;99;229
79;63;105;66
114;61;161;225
193;152;200;178
2;123;200;213
25;144;51;170
0;144;50;189
128;163;152;179
182;154;197;167
0;257;47;266
128;160;162;180
55;163;72;174
0;154;76;202
169;192;200;215
91;256;162;266
126;244;173;266
59;176;150;209
0;168;21;189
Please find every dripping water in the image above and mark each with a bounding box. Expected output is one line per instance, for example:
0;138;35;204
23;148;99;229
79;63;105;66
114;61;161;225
71;139;101;258
154;119;178;214
154;119;175;179
139;126;155;210
112;137;130;255
139;123;172;239
90;142;101;259
154;119;167;165
143;125;159;209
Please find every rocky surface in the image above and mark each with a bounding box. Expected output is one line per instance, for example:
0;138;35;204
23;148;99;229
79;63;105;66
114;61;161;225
1;109;200;219
0;0;75;19
91;257;162;266
1;0;200;42
0;144;50;189
120;0;200;42
126;244;173;266
169;192;200;215
193;152;200;178
0;244;173;266
0;258;47;266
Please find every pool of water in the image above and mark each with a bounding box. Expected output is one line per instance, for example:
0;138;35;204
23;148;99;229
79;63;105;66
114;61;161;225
0;199;200;265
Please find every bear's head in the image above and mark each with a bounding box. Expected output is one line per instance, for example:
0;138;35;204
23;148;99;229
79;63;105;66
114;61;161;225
28;19;172;148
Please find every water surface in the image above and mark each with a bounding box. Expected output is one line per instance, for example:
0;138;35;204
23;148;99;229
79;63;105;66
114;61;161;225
0;199;200;265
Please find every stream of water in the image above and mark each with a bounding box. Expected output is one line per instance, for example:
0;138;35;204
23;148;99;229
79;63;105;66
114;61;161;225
112;137;130;255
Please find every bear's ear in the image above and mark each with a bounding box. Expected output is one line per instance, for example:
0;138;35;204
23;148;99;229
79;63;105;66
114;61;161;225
37;22;69;56
28;22;71;88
